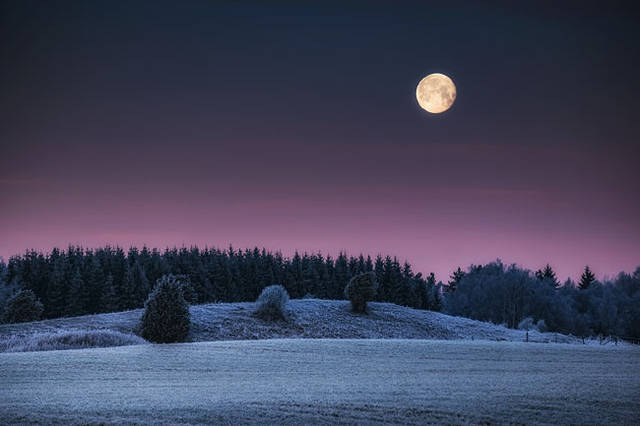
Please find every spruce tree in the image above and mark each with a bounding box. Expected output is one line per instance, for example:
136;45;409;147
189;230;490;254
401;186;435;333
430;284;443;312
84;255;105;314
131;261;150;308
334;253;350;299
536;264;559;288
373;255;385;301
140;274;191;343
447;267;464;292
101;274;118;313
66;268;85;317
46;259;67;318
413;274;429;310
579;266;595;290
542;264;559;288
396;262;416;307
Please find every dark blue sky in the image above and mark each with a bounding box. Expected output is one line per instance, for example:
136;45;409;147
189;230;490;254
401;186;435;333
1;1;639;280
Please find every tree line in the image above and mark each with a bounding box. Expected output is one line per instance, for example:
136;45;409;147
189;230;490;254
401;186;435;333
0;245;441;320
1;246;638;341
445;261;640;340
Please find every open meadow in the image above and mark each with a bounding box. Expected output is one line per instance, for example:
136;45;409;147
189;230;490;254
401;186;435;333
1;339;638;425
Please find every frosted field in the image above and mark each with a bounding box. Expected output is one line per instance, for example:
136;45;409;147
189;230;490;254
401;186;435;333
1;339;639;425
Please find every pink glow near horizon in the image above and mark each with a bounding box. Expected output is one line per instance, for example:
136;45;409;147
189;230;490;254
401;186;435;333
2;178;638;282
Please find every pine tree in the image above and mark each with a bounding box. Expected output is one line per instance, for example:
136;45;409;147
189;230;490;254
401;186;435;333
413;273;429;310
536;264;559;288
131;261;150;308
302;261;319;297
100;274;118;313
394;260;414;307
46;258;67;318
84;254;105;314
66;268;85;317
542;264;559;288
119;264;135;310
140;274;191;343
334;253;350;299
579;266;595;290
430;284;443;312
447;267;464;292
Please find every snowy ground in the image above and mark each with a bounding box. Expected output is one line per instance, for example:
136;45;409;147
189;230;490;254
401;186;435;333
1;339;638;424
0;299;591;346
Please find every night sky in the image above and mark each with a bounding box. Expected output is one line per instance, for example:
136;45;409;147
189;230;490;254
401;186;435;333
1;1;639;281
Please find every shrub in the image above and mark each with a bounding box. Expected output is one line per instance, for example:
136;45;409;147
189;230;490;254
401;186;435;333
517;317;535;331
140;274;191;343
0;329;146;353
3;289;44;323
517;317;549;333
255;285;289;321
536;319;548;332
344;271;377;314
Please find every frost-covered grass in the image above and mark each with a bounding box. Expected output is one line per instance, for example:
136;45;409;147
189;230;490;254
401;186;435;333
0;299;622;348
0;329;147;353
0;339;638;424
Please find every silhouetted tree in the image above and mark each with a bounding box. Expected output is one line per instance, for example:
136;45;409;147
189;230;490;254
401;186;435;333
536;264;559;288
447;267;465;292
140;274;190;343
579;266;596;290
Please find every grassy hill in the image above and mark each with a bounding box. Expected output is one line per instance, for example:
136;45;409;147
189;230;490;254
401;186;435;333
0;299;580;347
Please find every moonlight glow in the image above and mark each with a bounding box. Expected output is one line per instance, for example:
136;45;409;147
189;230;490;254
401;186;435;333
416;73;456;114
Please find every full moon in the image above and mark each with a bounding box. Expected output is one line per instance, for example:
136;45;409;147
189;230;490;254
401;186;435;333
416;73;456;114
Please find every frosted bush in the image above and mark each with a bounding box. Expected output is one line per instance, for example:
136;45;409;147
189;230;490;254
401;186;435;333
140;274;191;343
517;317;535;331
344;272;377;314
255;285;289;321
536;319;548;332
0;329;146;353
